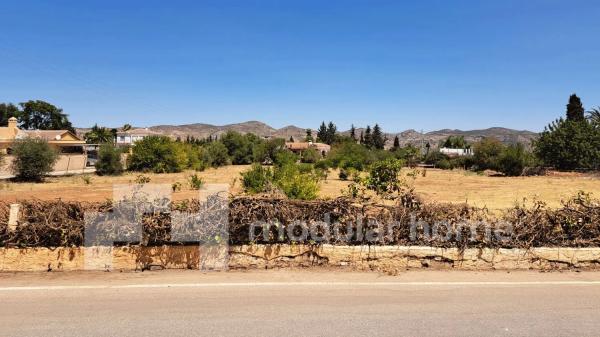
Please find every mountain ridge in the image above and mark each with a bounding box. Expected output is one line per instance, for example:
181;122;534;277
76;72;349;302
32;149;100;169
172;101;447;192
76;121;539;147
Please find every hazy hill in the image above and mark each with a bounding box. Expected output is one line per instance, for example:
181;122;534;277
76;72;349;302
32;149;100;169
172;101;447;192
77;121;538;147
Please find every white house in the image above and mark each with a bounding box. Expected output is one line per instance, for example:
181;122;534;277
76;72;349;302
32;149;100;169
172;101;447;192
439;147;473;157
116;128;161;146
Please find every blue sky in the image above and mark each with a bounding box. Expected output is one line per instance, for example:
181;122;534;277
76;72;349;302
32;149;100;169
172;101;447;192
1;0;599;132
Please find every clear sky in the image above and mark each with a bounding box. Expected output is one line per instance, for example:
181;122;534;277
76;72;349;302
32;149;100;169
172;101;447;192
1;0;599;132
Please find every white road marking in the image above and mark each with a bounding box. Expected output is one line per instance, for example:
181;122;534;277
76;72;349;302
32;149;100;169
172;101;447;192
1;281;600;291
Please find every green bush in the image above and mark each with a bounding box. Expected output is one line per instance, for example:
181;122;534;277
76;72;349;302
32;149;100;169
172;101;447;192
202;141;230;167
95;144;123;176
188;173;204;190
327;141;376;171
300;148;320;163
252;138;285;164
221;131;261;164
240;163;273;194
128;136;187;173
10;138;58;182
497;143;532;176
473;138;505;171
314;160;330;170
241;162;320;200
534;119;600;171
273;150;298;166
338;168;349;180
273;163;319;200
365;158;405;196
182;143;206;171
437;159;452;170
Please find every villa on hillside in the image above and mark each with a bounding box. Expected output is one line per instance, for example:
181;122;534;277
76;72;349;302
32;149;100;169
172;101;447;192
116;128;162;146
0;117;88;176
0;117;85;154
439;147;473;157
285;141;331;156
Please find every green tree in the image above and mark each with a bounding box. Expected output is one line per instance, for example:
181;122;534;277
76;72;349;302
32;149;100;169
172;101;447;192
535;95;600;170
240;163;273;194
316;122;328;143
18;100;74;131
305;129;314;142
300;147;320;163
497;143;532;176
534;118;600;170
365;158;405;197
11;138;58;181
202;141;230;167
326;121;337;144
442;135;467;149
0;103;20;126
566;94;585;122
220;131;257;164
128;136;187;173
473;138;505;171
350;124;356;140
371;124;386;149
363;125;372;148
95;144;123;176
392;135;400;150
588;107;600;127
253;138;285;164
122;124;132;132
84;124;114;144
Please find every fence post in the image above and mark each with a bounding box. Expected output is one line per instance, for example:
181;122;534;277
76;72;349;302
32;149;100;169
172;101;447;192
8;203;20;231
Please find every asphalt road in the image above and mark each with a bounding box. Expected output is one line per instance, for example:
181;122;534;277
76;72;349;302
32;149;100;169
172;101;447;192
0;270;599;337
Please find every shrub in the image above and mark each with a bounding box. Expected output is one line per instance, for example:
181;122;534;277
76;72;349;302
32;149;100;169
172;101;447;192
314;160;330;170
81;175;92;185
327;141;375;171
252;138;285;164
171;182;182;192
95;144;123;176
10;138;58;182
188;173;204;190
221;131;261;164
273;163;319;200
202;141;230;167
365;158;405;196
424;151;449;166
241;162;320;200
437;159;452;170
473;138;505;171
134;174;151;184
300;148;320;163
273;150;298;166
182;143;206;171
534;119;600;171
241;164;273;194
497;143;532;176
338;168;349;180
128;136;187;173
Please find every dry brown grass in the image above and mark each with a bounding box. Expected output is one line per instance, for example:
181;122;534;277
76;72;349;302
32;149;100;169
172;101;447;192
1;166;598;210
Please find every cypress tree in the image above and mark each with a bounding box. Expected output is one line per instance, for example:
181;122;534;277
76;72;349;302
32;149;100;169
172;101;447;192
566;94;585;122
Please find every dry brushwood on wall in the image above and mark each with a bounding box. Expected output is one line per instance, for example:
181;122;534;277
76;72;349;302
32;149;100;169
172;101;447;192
1;192;599;249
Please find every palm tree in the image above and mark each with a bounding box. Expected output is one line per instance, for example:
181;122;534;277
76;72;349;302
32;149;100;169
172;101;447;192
122;124;132;132
84;124;114;144
587;107;600;126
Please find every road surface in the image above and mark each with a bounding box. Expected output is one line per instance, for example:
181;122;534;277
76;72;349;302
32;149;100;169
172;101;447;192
0;270;599;336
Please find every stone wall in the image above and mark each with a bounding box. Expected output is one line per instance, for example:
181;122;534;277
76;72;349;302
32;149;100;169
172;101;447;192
0;154;87;176
2;245;600;272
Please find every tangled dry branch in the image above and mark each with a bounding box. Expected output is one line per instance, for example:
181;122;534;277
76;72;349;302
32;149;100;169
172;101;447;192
0;192;599;249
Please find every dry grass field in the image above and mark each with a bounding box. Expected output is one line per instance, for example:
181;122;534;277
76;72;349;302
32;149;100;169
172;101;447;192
1;166;598;210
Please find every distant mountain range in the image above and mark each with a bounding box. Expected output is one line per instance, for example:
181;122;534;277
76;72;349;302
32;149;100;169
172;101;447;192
77;121;539;148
